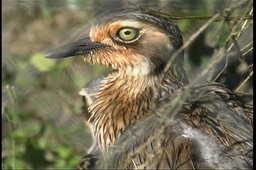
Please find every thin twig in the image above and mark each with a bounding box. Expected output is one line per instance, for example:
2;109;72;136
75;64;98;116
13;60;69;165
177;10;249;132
129;2;253;21
163;13;220;75
212;4;253;82
235;64;253;92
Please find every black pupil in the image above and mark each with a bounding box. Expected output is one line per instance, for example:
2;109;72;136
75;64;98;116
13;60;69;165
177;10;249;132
124;31;131;35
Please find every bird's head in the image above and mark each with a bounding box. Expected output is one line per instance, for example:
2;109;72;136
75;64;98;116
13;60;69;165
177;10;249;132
45;9;184;76
45;9;187;152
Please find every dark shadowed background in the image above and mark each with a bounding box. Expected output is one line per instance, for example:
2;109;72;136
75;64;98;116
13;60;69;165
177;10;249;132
2;0;253;169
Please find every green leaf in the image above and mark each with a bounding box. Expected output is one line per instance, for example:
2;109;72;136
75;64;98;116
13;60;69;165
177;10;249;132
57;146;72;159
30;53;56;72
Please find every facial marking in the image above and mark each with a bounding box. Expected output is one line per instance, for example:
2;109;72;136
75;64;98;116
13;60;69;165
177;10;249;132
88;19;173;74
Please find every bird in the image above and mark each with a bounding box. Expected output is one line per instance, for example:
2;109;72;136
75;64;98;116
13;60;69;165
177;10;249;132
45;8;253;169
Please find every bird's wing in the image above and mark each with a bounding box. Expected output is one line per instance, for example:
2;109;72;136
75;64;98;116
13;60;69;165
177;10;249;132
96;83;252;169
179;83;253;169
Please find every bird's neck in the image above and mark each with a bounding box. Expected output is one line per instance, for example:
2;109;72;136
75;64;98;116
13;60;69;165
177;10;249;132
88;69;185;152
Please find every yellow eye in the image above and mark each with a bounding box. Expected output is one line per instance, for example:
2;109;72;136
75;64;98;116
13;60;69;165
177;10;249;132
117;27;140;42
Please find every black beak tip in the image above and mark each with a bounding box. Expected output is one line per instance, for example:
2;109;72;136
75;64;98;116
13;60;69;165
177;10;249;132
44;52;63;59
44;52;54;58
44;48;75;59
44;37;108;59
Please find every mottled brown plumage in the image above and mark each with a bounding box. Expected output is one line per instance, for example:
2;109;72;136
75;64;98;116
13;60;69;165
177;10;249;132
45;8;253;169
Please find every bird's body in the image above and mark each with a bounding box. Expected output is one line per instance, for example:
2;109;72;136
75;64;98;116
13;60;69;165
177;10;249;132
45;8;253;169
80;82;252;169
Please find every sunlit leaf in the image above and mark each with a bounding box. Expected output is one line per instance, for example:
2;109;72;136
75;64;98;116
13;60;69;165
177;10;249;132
30;53;56;72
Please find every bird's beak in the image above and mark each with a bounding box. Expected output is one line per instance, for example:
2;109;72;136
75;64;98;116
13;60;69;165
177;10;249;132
44;37;108;59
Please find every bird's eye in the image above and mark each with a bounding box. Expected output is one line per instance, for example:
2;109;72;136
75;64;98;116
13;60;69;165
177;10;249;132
116;27;140;42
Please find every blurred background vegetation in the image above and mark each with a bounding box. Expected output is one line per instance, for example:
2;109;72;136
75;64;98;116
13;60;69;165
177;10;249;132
2;0;253;169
